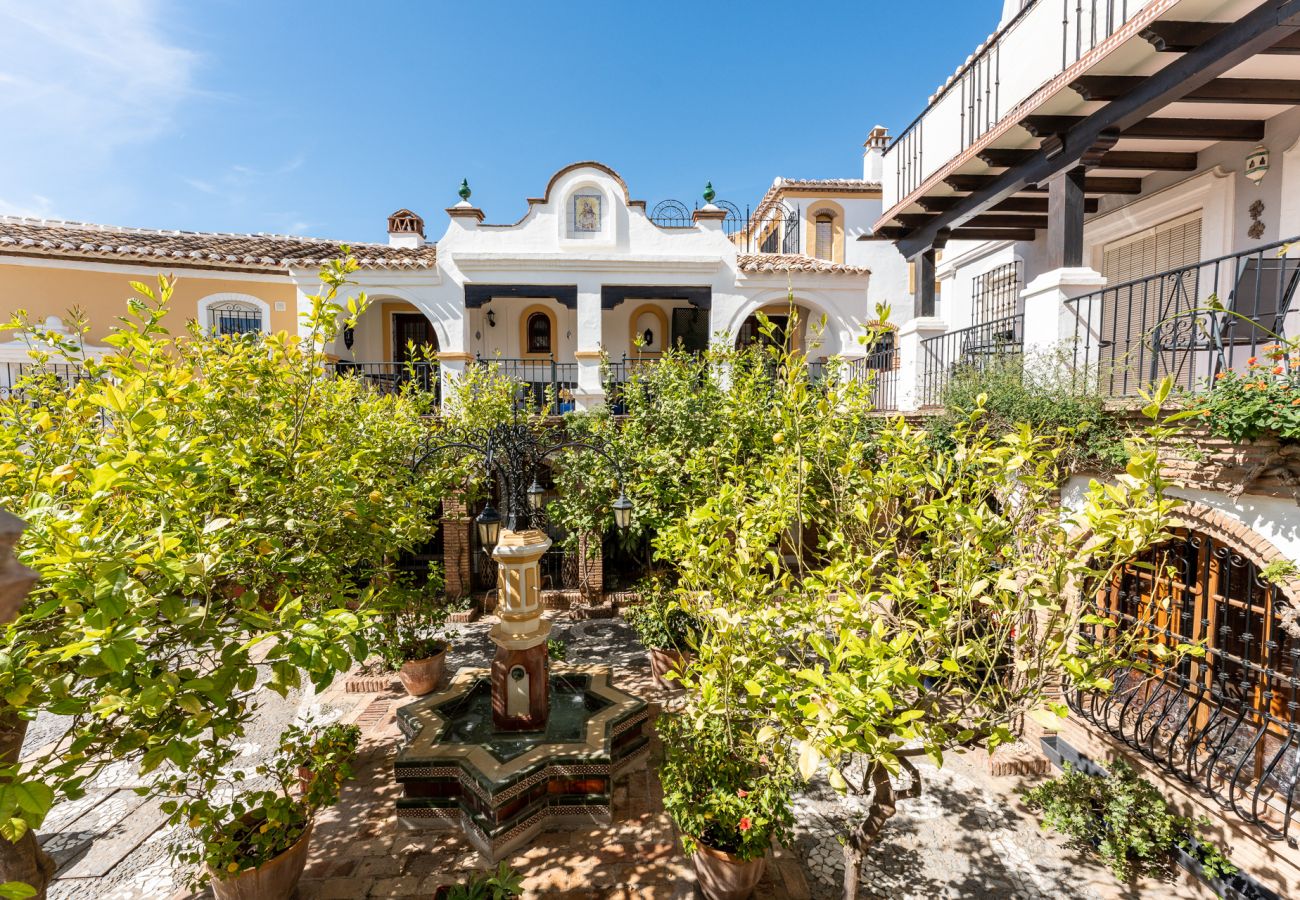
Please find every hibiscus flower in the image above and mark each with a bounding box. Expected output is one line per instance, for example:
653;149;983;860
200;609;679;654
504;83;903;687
739;817;752;832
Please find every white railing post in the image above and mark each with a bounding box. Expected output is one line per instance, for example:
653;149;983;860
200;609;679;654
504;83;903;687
1020;267;1107;368
897;316;947;411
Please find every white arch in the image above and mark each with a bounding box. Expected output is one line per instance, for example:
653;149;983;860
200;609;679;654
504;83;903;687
197;292;272;334
722;290;852;356
352;290;453;353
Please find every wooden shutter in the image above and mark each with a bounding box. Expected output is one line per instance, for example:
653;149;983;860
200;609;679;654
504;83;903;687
814;216;834;260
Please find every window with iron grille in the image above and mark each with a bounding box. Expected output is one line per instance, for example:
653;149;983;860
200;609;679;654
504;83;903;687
209;302;263;336
1072;528;1300;839
527;312;552;354
971;261;1021;326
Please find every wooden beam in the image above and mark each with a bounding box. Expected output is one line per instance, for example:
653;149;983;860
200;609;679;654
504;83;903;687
1143;20;1300;54
1022;115;1266;141
918;196;1099;214
978;148;1198;171
917;247;938;316
897;213;1048;229
1072;75;1300;104
945;173;1142;195
950;228;1039;242
896;0;1300;257
1048;168;1086;269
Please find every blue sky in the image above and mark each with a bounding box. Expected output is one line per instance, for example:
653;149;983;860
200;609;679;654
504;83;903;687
0;0;999;242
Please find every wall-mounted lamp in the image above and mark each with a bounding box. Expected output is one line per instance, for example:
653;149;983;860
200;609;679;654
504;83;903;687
1246;145;1270;184
486;309;497;328
643;328;654;347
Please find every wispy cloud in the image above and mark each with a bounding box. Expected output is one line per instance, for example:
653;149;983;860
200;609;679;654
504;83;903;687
0;0;199;215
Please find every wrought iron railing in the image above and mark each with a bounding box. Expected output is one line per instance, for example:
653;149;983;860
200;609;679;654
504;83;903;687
1072;529;1300;842
919;314;1024;407
208;305;263;336
846;347;900;412
886;0;1149;206
1065;238;1300;398
973;260;1023;326
325;361;440;400
0;361;95;400
475;356;579;413
647;198;802;254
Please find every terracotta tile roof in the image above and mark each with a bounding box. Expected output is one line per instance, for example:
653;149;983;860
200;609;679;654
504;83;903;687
752;177;881;220
0;216;436;272
736;253;871;276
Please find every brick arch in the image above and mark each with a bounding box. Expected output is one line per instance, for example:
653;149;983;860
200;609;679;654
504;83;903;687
1072;500;1300;637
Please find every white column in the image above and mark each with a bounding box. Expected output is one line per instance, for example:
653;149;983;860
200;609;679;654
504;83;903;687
1020;268;1107;385
572;288;605;411
896;316;947;411
437;352;473;413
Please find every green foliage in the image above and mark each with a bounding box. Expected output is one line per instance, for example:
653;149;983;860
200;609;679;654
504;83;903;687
371;564;450;669
546;638;567;662
1021;761;1236;884
1186;341;1300;442
0;883;36;899
658;712;795;861
444;862;523;899
622;577;700;652
169;720;360;880
929;351;1130;470
0;258;452;846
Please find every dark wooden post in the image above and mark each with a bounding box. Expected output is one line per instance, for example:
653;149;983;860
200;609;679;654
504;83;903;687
916;248;938;317
1047;166;1087;269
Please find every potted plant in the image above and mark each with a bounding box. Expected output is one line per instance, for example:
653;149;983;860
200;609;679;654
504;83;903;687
171;722;360;900
659;713;794;900
624;577;700;690
378;566;452;697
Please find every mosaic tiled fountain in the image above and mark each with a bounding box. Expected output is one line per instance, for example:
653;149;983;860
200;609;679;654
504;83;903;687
394;528;649;860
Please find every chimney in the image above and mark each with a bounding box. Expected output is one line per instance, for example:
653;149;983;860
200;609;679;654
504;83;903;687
387;209;425;248
863;126;889;183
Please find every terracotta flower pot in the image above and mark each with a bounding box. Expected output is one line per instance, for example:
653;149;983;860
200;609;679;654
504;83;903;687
648;647;692;691
692;842;766;900
207;819;313;900
398;645;449;697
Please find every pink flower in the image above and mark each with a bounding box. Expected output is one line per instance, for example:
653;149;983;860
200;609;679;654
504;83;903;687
737;789;749;798
739;817;752;832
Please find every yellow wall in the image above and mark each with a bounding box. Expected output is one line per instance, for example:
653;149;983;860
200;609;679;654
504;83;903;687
0;261;299;344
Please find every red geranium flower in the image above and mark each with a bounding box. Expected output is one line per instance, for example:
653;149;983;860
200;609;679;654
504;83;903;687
739;817;752;832
1275;367;1286;375
737;789;749;798
1248;356;1258;365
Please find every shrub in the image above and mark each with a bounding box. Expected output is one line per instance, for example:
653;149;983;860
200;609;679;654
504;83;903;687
1185;341;1300;442
929;350;1129;470
658;712;794;861
1021;760;1236;884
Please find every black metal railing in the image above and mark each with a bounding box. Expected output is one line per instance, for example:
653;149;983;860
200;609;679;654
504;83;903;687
647;198;803;254
208;305;263;336
919;314;1024;407
1072;529;1300;842
475;356;579;413
888;0;1141;205
325;361;440;401
0;361;95;400
846;347;900;412
1066;238;1300;398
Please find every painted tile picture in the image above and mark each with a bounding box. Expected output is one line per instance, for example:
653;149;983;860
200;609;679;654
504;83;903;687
572;193;601;232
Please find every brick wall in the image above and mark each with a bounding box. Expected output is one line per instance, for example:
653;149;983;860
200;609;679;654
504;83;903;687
577;531;603;602
441;493;472;600
1158;425;1300;502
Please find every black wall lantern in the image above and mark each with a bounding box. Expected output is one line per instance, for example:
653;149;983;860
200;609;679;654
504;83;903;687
486;309;497;328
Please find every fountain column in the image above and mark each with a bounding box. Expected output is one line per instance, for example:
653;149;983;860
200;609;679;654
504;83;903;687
488;528;552;730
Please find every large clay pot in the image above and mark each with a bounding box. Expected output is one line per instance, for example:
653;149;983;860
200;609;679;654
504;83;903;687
398;645;449;697
648;647;692;691
692;843;766;900
207;819;313;900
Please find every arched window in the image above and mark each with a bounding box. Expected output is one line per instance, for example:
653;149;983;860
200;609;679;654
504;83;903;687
527;312;552;355
1073;527;1300;837
814;213;835;261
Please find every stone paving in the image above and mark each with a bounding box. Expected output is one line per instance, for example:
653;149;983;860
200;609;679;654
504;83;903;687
31;612;1217;899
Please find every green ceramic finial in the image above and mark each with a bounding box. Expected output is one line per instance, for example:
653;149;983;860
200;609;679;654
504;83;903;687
458;179;472;202
703;181;716;204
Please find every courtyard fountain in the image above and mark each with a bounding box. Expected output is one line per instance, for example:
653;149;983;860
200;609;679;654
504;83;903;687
393;420;650;860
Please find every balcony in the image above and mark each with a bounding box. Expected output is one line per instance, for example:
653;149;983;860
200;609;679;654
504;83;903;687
884;0;1157;210
1066;238;1300;398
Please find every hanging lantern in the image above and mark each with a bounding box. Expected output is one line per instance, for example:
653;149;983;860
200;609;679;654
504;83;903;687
475;504;501;551
612;493;633;531
1245;145;1270;184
